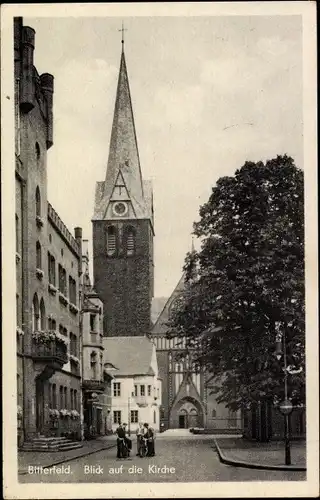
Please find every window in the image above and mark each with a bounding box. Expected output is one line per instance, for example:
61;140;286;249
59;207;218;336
58;264;67;295
32;294;39;331
153;410;156;424
40;299;46;331
90;314;96;332
70;389;74;409
74;390;78;411
52;384;57;409
113;382;121;397
126;227;135;256
90;352;97;379
131;410;138;424
48;253;56;286
36;241;42;269
64;387;67;408
113;411;121;424
106;226;116;256
134;385;138;397
69;276;77;305
70;333;77;357
59;386;63;408
35;142;40;161
35;187;41;217
140;385;145;397
212;409;217;418
147;385;151;396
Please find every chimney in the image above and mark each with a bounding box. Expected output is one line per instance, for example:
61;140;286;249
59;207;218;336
40;73;54;149
20;26;35;113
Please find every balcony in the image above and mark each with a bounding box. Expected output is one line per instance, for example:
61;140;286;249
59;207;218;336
31;333;68;374
133;396;148;408
82;379;105;392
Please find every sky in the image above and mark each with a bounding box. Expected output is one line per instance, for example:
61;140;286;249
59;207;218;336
26;15;303;298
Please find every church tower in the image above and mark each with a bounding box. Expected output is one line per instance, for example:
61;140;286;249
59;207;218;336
92;39;154;337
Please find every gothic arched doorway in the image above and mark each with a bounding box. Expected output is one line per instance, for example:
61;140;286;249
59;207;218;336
170;396;204;429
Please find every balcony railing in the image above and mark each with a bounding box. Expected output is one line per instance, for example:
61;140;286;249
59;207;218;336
31;336;68;365
82;379;105;392
133;396;148;407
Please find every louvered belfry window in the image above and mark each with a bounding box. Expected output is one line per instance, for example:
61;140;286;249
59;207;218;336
126;227;135;256
107;226;116;256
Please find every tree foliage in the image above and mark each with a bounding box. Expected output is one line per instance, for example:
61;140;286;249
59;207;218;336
168;155;305;410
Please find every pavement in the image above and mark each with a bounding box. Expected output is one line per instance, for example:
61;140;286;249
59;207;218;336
214;437;306;471
18;436;116;474
18;432;306;483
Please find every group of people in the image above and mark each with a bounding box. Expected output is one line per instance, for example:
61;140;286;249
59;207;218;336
116;422;156;459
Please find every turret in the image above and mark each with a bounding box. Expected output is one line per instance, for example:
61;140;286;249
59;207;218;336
40;73;54;149
20;26;35;113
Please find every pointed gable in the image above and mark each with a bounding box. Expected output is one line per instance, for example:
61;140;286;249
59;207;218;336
172;371;203;409
93;48;152;223
152;273;186;334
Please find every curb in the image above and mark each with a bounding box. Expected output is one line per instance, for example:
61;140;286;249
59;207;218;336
18;442;117;476
213;438;306;472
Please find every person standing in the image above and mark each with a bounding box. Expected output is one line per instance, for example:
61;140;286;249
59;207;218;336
136;422;144;456
143;423;155;457
116;423;126;459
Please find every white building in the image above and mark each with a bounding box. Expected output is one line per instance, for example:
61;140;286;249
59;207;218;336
103;336;162;434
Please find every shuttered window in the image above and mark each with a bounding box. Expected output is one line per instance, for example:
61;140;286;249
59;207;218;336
107;226;116;256
126;229;135;256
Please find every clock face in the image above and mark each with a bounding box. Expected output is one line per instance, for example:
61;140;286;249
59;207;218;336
113;202;128;216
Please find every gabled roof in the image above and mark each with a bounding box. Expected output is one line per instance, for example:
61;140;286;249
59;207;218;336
152;273;186;335
103;336;155;377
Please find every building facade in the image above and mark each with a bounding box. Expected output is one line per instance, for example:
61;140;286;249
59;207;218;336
104;337;161;433
81;241;113;438
15;18;82;446
151;275;242;432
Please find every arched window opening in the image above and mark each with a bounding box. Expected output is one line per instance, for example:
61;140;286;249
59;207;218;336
36;241;42;269
212;409;217;418
40;298;46;331
32;294;39;332
153;410;156;424
35;187;41;217
126;226;135;256
106;226;116;256
90;351;97;379
35;142;40;161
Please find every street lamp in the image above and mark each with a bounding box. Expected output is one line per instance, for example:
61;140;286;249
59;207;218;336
275;326;292;466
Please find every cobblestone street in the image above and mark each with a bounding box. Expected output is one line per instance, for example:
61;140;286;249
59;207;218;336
19;434;306;483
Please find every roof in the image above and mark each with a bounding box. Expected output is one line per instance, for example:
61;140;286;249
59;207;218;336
93;49;152;223
103;336;155;377
152;273;186;334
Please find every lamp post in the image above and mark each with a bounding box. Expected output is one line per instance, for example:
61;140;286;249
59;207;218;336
275;326;292;466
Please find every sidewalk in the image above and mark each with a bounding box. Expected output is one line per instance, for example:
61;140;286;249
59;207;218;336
214;437;306;471
18;436;117;474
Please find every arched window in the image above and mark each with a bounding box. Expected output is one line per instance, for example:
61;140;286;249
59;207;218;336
32;294;39;332
90;351;97;379
153;410;156;424
40;298;46;331
35;142;40;161
106;226;116;256
212;409;217;418
35;187;41;217
125;226;136;256
36;241;42;269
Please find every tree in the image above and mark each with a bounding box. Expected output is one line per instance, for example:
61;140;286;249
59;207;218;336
168;155;305;410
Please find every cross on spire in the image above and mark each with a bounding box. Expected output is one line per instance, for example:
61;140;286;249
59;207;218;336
119;21;127;47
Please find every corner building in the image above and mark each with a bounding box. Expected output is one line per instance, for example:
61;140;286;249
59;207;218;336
92;44;154;338
15;18;82;446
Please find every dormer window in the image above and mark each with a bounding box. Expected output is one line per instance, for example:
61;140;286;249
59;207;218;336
106;226;117;256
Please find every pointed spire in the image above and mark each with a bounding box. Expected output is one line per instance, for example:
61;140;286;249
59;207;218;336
103;46;145;214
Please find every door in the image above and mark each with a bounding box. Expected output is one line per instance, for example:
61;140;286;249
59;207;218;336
179;415;186;428
36;379;44;434
97;408;102;435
